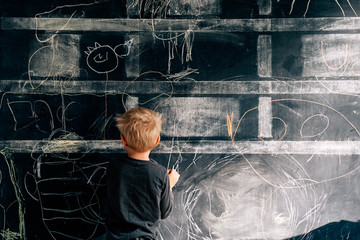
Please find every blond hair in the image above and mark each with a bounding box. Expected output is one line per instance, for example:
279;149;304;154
115;107;163;152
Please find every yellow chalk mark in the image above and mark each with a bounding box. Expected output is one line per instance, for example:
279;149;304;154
226;112;234;138
258;117;287;141
300;114;329;138
351;59;360;76
1;229;21;240
320;41;348;71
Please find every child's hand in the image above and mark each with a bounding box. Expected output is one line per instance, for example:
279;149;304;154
168;169;180;189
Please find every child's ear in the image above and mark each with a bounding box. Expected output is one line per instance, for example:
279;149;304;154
153;135;160;148
120;134;128;146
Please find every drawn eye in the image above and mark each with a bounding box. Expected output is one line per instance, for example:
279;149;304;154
93;52;109;63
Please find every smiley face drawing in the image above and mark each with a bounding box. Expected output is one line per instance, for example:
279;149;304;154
85;39;133;74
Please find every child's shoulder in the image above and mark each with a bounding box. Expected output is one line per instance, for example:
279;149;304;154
148;159;168;174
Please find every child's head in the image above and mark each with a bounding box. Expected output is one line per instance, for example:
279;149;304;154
115;107;164;152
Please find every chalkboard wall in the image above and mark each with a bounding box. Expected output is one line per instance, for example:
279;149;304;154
1;0;360;239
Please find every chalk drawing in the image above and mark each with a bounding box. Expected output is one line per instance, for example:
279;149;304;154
351;59;360;76
1;229;21;240
128;0;170;18
225;98;360;238
320;41;349;71
121;71;174;111
7;17;125;236
0;150;26;240
30;1;107;89
284;0;358;17
28;44;55;90
23;129;107;239
85;39;133;138
34;1;109;43
6;99;55;133
24;1;111;102
3;0;360;239
150;29;195;75
258;117;287;141
229;98;360;185
160;153;322;239
300;113;329;138
84;39;133;74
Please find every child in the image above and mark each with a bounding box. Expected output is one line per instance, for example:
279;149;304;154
106;107;180;240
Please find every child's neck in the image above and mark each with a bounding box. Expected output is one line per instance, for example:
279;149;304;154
125;146;151;161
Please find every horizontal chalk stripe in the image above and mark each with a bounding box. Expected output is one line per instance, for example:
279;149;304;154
1;140;359;155
2;80;360;95
2;17;360;33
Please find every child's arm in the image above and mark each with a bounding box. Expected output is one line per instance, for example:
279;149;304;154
160;169;179;219
168;169;180;189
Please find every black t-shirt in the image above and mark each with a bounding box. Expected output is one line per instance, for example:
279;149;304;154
106;155;173;239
